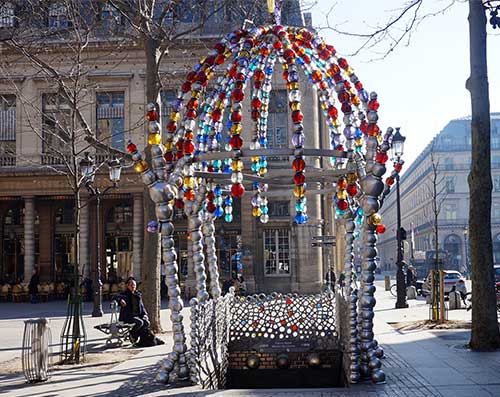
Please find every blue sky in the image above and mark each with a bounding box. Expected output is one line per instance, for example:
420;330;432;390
310;0;500;169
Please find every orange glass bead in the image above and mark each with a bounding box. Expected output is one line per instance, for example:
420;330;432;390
184;189;195;201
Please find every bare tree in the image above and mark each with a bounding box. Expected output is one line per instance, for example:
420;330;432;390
323;0;499;350
0;0;129;362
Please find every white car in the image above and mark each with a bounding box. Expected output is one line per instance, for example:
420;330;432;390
422;270;467;296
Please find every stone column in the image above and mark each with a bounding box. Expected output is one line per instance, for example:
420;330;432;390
79;196;90;279
132;193;143;280
23;197;35;281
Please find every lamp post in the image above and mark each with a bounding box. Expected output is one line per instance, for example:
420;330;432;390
80;154;122;317
391;128;408;309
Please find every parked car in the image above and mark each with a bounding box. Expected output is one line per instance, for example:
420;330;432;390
421;270;467;297
494;265;500;283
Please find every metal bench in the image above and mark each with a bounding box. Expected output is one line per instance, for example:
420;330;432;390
94;301;134;347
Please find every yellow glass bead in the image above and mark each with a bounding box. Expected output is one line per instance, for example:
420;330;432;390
251;156;260;162
260;104;268;112
215;100;224;109
134;160;148;173
347;173;357;183
231;160;243;172
351;96;361;106
148;133;162;145
192;91;201;99
345;66;354;76
355;138;363;146
164;141;174;151
290;102;301;111
332;119;340;127
370;213;382;226
230;124;242;134
378;134;383;144
288;82;299;90
184;177;195;189
258;167;267;176
337;190;347;200
252;207;262;217
294;185;306;198
321;102;328;110
170;111;180;121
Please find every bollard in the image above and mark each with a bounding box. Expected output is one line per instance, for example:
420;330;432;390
22;318;51;383
406;286;417;300
384;275;391;291
448;291;462;310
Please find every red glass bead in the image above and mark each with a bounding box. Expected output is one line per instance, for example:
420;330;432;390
183;140;195;154
164;152;174;162
206;191;215;200
282;70;289;80
355;81;363;90
338;58;349;69
291;324;298;331
254;70;264;81
280;319;287;326
181;82;191;93
186;109;196;119
359;121;368;134
228;67;237;78
286;298;292;305
215;55;225;65
206;202;216;213
337;199;348;211
341;102;352;113
337;177;347;189
251;98;262;108
333;74;343;84
376;224;386;234
283;49;295;60
205;56;215;66
254;81;262;89
292;158;306;172
231;111;242;122
207;165;214;172
214;42;225;54
126;142;137;153
288;311;294;317
167;121;177;132
386;177;395;186
187;98;199;110
291;110;303;123
366;123;380;136
231;89;244;102
327;106;338;118
338;91;350;103
319;49;330;60
327;64;340;77
146;110;158;121
344;80;351;90
186;71;196;82
211;109;222;122
236;72;245;81
319;81;328;90
231;183;245;198
302;55;311;63
218;92;226;100
251;110;260;120
395;163;403;172
196;71;207;84
176;151;184;160
260;47;269;56
368;100;380;111
229;135;243;149
311;70;322;82
175;199;184;209
184;189;194;201
376;152;388;164
273;41;282;50
347;184;358;196
294;172;305;185
335;144;344;151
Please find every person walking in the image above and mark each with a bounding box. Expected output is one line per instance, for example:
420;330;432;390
325;266;336;292
28;267;39;304
160;260;167;299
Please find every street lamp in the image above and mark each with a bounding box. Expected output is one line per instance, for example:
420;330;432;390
391;128;408;309
463;227;470;276
80;153;122;317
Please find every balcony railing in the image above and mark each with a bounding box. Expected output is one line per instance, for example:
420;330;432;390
0;155;15;166
41;154;65;166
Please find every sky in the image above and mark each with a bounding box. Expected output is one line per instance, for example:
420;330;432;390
310;0;500;169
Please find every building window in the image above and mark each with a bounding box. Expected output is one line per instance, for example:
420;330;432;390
444;157;454;170
264;228;290;275
444;203;457;220
55;206;74;224
96;92;125;150
493;155;500;169
445;176;455;193
160;90;176;130
494;176;500;192
114;204;132;224
4;208;23;225
99;3;121;29
0;2;15;28
267;89;288;151
268;201;290;217
42;93;71;157
48;3;71;30
0;94;16;165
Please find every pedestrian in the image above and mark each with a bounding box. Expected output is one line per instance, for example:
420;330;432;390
28;267;39;304
236;275;246;295
112;277;164;347
325;266;336;292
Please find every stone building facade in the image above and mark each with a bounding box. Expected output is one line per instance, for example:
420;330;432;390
378;114;500;276
0;1;335;295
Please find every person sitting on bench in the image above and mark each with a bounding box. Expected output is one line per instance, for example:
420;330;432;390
112;277;163;347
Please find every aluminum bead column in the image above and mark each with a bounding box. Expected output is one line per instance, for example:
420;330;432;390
359;96;386;383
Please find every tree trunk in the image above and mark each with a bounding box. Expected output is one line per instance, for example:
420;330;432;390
467;0;500;351
141;35;162;333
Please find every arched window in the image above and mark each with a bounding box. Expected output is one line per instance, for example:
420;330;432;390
0;2;15;28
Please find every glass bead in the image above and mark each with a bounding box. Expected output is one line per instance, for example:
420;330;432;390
294;172;305;185
292;158;306;172
134;160;148;173
230;172;243;183
291;133;305;147
294;213;308;224
337;199;348;211
376;224;386;234
231;160;244;172
225;214;233;223
214;207;224;217
127;142;137;153
231;183;245;197
370;213;382;225
293;185;306;198
252;207;262;217
260;214;269;223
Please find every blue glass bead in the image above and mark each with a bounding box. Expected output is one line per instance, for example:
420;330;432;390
264;66;273;75
261;206;268;214
224;214;233;223
294;212;308;224
357;207;364;216
224;197;233;205
214;186;222;195
214;207;224;217
259;137;267;146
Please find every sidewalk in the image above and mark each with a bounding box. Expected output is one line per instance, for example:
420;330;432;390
0;283;499;396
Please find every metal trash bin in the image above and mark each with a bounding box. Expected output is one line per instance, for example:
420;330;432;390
22;318;51;383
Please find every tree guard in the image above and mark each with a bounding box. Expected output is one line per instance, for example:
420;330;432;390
124;10;406;386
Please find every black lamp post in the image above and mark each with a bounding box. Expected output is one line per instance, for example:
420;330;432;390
391;128;408;309
463;226;470;276
80;153;122;317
